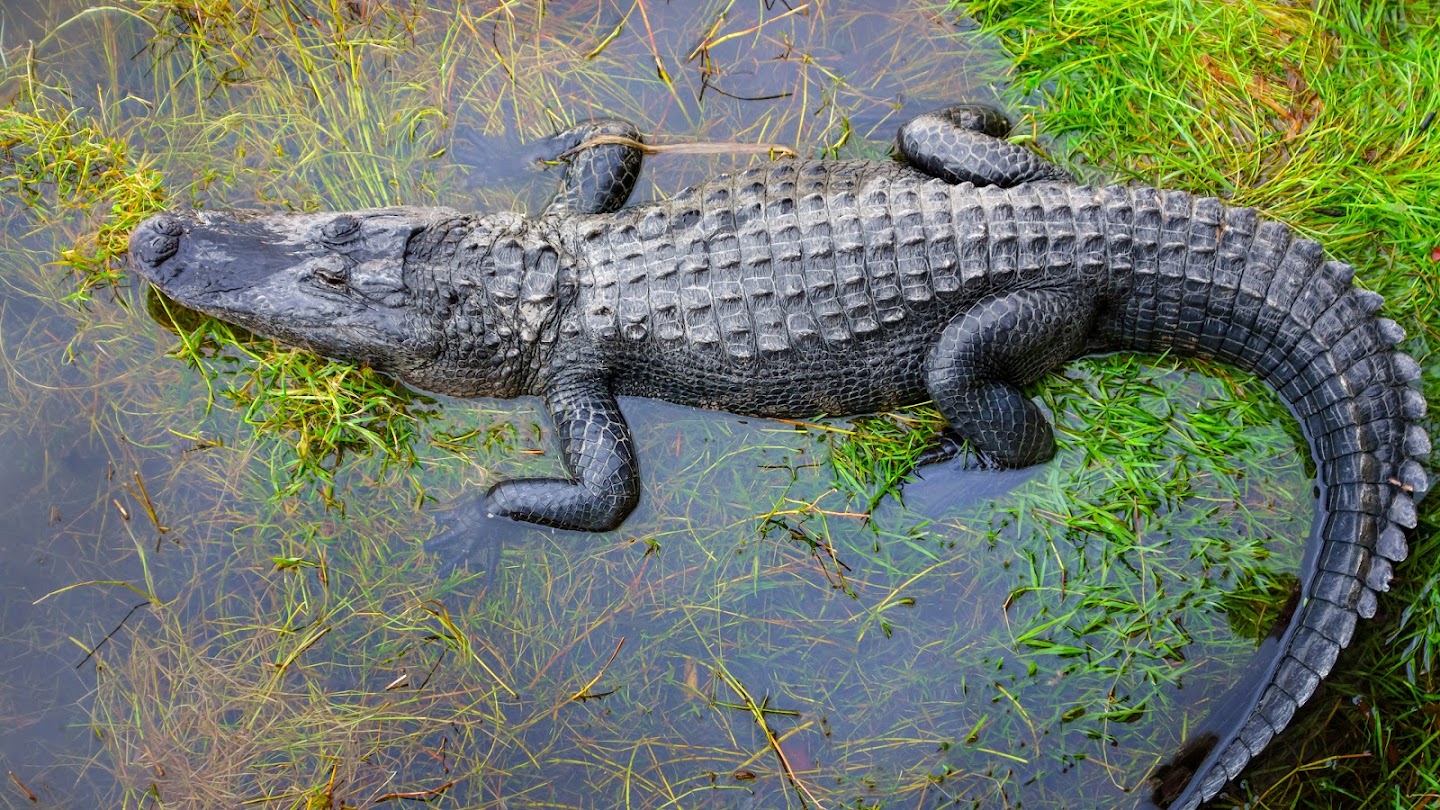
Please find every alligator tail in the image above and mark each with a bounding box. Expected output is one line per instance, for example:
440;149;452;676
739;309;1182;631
1086;185;1430;809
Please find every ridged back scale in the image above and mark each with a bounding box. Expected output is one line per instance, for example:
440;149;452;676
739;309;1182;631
554;160;1114;416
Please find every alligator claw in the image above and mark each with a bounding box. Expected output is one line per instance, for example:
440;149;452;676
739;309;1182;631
426;498;518;586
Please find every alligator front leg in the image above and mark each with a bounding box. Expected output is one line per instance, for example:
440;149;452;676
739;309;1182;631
925;286;1097;467
897;104;1075;188
426;376;638;578
485;375;641;531
534;119;645;216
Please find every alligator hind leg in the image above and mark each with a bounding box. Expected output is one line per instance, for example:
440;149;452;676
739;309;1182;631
532;119;645;215
925;287;1096;468
897;105;1074;188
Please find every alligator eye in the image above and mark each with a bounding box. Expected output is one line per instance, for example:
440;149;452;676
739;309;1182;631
321;214;361;243
312;262;350;287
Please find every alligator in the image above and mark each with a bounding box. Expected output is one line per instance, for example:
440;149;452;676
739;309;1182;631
128;106;1429;809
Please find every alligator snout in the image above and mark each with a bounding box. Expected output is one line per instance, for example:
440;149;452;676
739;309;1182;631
129;214;184;276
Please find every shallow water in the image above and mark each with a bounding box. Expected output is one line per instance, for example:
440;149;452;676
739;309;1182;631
0;2;1311;807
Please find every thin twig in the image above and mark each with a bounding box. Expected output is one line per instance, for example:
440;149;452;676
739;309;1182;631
570;636;625;701
373;780;456;803
715;668;822;810
7;770;38;803
76;601;149;669
556;134;797;161
127;471;170;534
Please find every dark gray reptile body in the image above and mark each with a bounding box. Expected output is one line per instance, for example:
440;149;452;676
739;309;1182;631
571;160;992;413
128;110;1429;810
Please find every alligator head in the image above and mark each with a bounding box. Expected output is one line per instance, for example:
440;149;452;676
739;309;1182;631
128;206;553;399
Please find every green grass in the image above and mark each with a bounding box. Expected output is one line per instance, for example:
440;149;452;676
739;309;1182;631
964;0;1440;805
0;102;166;299
0;0;1435;808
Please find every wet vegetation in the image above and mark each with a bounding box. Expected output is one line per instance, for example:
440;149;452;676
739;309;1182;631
968;1;1440;805
0;0;1434;808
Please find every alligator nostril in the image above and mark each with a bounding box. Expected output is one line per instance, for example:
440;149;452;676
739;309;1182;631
131;215;182;268
150;214;184;238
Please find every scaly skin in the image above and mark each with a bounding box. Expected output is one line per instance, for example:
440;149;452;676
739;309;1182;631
128;106;1429;809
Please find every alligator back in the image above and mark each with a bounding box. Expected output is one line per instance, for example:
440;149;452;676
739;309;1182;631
558;161;1117;415
558;163;1429;808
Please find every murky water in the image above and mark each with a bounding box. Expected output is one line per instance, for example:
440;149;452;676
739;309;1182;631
0;2;1311;807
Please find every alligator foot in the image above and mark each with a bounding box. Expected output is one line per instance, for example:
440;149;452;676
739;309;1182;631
896;104;1075;187
530;119;644;216
426;497;526;587
914;429;1003;471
